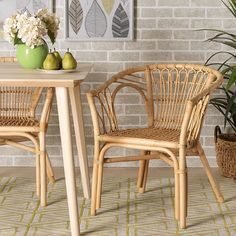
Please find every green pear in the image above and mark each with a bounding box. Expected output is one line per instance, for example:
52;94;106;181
62;48;77;70
53;48;62;69
43;50;60;70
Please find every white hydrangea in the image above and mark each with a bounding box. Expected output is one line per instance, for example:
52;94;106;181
17;12;48;48
36;9;60;40
3;9;60;48
3;13;19;43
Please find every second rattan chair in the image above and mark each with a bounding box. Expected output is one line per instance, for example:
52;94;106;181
0;57;55;206
87;63;224;229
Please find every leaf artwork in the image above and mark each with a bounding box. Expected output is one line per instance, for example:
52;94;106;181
69;0;83;34
112;3;129;38
101;0;115;15
85;0;107;37
33;0;46;12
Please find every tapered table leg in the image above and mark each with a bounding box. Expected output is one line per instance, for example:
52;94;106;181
56;87;80;236
69;86;91;199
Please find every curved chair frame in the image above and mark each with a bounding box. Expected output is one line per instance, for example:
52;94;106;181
0;57;55;206
87;64;224;228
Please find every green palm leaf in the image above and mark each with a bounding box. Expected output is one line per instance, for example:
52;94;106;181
211;39;236;49
203;0;236;131
206;34;236;43
204;51;235;65
221;0;236;17
226;66;236;89
224;94;236;127
200;28;236;38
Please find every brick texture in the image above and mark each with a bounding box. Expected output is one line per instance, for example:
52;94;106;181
0;0;231;167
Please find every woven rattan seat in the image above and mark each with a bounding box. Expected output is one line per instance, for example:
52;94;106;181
87;64;224;229
0;57;55;207
0;117;39;128
100;128;181;148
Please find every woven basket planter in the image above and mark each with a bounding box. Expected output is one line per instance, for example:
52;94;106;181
214;126;236;178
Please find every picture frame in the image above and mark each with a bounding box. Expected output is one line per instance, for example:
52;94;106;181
0;0;53;41
65;0;134;41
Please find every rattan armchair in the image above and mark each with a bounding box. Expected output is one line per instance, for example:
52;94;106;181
0;57;55;207
87;64;225;229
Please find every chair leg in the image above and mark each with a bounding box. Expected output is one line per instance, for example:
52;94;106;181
46;152;56;183
36;152;40;197
197;143;224;203
39;132;47;207
139;160;149;193
174;170;180;220
185;170;188;217
137;150;150;193
179;148;187;229
96;152;105;210
91;141;100;216
137;159;146;188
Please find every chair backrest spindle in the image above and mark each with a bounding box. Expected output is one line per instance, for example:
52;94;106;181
147;65;213;130
146;64;221;146
0;57;43;119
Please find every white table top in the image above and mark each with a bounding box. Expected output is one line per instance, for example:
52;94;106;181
0;63;93;87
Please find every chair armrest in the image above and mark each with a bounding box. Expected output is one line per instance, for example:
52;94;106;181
39;88;54;132
180;71;223;147
189;73;223;105
87;91;101;136
86;67;149;136
87;87;120;136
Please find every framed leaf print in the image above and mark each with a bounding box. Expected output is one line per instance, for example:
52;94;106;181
0;0;53;41
65;0;134;41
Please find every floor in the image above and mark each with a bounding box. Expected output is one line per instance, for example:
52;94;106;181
0;167;235;235
0;166;217;179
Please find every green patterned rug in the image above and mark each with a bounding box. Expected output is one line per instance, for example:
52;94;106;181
0;176;235;236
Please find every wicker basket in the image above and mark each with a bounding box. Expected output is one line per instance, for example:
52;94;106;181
214;126;236;178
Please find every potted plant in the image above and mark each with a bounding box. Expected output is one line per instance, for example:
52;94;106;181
3;9;60;69
203;0;236;178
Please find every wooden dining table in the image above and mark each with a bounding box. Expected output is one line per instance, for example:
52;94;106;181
0;63;92;236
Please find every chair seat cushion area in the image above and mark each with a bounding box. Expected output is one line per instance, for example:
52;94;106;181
99;127;181;149
0;117;40;132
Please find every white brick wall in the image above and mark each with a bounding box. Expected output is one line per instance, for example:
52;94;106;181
0;0;231;167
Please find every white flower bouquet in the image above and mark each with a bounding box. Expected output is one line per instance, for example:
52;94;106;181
3;9;60;48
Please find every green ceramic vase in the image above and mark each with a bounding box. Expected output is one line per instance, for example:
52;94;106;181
16;43;49;69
